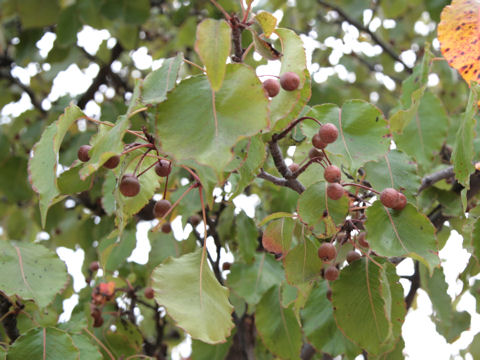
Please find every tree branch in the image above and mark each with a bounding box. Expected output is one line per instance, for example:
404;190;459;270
317;0;412;74
0;71;47;115
0;294;19;343
418;166;454;193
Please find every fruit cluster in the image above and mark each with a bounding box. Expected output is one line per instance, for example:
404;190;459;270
262;71;301;97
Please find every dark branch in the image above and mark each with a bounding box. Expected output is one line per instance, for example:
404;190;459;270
0;294;19;343
317;0;412;74
0;71;47;115
267;141;305;193
77;42;124;109
418;166;454;193
405;261;420;310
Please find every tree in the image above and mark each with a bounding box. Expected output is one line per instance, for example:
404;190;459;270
0;0;479;358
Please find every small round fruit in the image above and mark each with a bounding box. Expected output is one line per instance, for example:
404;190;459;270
393;192;407;210
222;262;232;271
89;261;100;272
327;183;344;200
325;266;339;281
279;72;300;91
154;199;171;218
144;287;154;299
312;133;328;149
346;250;361;263
93;315;104;328
357;232;369;248
154;160;171;177
262;79;280;97
319;123;339;144
308;148;324;160
103;155;120;169
119;174;140;197
317;243;337;261
78;145;91;162
288;163;300;173
380;188;400;209
189;214;202;226
324;165;341;183
161;222;172;233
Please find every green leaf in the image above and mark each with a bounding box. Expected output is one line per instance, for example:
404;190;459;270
7;327;78;360
57;164;94;194
420;265;471;342
234;211;259;264
70;333;102;360
141;53;183;104
252;32;282;60
394;91;450;172
270;28;309;127
101;0;150;24
0;156;33;202
255;285;302;359
191;334;234;360
155;64;268;179
194;19;231;91
0;241;68;308
297;181;349;235
305;101;389;171
365;202;439;270
227;252;284;305
332;259;405;355
105;319;144;357
363;150;421;202
56;5;82;47
452;83;480;188
16;0;60;29
29;104;84;226
99;229;136;273
255;12;277;37
283;237;323;285
79;115;129;180
151;248;234;344
301;282;358;357
262;217;299;254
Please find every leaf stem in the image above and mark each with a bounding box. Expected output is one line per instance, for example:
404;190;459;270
342;182;379;194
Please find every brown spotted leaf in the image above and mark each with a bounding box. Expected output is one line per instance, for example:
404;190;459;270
438;0;480;84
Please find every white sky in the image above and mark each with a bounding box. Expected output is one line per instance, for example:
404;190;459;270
1;6;477;360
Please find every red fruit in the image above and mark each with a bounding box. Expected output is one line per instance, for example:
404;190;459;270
77;145;91;162
324;165;341;183
288;163;300;173
357;232;369;248
393;192;407;210
319;123;339;144
308;148;324;160
189;214;201;226
154;199;171;218
119;174;140;197
89;261;100;272
262;79;280;97
103;155;120;169
161;222;172;233
317;243;337;261
279;72;300;91
325;266;339;281
327;183;344;200
380;188;400;208
312;133;328;149
346;250;361;264
144;287;154;299
155;160;171;177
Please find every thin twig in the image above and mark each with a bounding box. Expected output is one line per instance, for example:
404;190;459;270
417;166;454;193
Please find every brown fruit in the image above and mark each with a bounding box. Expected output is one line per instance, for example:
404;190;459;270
89;261;100;272
189;214;202;226
280;72;300;91
324;165;341;183
262;79;281;97
144;287;154;299
103;155;120;169
308;148;324;160
154;199;171;218
288;163;300;173
325;266;339;281
154;160;171;177
161;222;172;233
317;243;337;261
346;250;361;263
119;174;140;197
78;145;91;162
312;133;328;149
380;188;400;208
393;192;407;210
357;232;369;248
222;262;232;271
319;123;339;144
327;183;344;200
